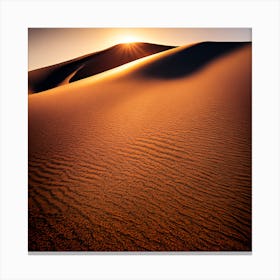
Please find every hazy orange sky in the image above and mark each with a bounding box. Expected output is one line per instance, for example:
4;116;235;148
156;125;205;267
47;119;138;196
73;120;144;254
28;28;251;71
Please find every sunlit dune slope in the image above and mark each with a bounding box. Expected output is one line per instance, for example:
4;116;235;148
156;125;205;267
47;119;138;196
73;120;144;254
29;42;251;251
28;42;175;93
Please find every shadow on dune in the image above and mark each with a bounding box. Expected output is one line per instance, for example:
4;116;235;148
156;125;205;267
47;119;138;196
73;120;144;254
138;42;251;79
28;43;175;93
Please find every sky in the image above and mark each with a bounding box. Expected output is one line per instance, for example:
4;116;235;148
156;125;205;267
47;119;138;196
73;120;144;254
28;28;251;71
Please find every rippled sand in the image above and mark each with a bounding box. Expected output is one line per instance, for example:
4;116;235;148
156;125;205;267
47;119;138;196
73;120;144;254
28;42;251;251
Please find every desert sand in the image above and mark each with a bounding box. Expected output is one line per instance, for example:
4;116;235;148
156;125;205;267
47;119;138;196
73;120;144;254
28;42;251;251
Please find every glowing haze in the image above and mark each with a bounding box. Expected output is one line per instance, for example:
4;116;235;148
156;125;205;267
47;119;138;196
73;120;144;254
28;28;251;71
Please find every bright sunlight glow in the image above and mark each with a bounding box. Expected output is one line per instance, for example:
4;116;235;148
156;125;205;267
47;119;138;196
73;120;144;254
120;36;139;43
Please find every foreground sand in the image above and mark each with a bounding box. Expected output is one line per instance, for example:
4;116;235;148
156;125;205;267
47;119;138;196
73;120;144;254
28;42;251;251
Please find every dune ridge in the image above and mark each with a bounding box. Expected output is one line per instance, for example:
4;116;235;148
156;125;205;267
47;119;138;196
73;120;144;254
28;42;175;93
29;42;251;251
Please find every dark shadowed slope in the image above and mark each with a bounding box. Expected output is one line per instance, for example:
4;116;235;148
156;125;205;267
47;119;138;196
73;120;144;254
119;41;251;80
28;42;176;93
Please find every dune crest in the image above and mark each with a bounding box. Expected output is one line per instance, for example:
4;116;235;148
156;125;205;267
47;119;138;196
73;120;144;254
28;42;175;93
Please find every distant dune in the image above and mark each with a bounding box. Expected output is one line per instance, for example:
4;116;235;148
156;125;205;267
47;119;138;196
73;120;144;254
28;42;175;93
28;42;251;251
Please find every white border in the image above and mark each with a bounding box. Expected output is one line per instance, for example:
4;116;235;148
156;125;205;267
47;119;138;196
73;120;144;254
1;0;279;279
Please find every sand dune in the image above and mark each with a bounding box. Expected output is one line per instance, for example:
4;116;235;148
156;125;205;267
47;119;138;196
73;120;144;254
28;42;175;93
28;42;251;251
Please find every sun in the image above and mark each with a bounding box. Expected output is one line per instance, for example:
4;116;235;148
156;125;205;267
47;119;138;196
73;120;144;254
120;36;138;44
